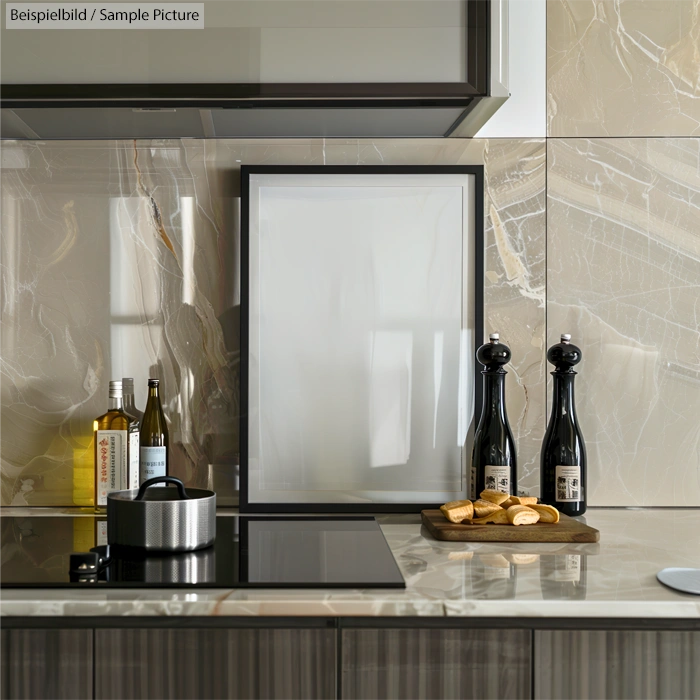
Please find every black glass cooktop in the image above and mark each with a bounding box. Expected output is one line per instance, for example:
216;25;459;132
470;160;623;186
0;516;405;589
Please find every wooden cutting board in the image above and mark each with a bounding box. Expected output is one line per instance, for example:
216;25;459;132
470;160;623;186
421;509;600;543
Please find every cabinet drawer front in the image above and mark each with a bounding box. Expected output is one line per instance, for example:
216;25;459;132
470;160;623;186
95;628;336;700
535;630;700;700
341;628;531;700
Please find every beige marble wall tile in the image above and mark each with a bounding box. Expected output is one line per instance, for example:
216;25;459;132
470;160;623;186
0;138;545;506
482;140;546;494
547;138;700;506
548;0;700;137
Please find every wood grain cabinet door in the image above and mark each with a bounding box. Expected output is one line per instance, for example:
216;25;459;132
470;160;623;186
0;629;93;700
535;630;700;700
94;628;336;700
341;628;532;700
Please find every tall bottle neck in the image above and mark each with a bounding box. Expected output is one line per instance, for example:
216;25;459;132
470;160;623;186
108;396;124;411
551;372;576;417
146;386;161;408
481;371;507;420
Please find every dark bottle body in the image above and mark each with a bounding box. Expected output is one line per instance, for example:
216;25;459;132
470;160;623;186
472;371;517;497
541;357;587;516
139;379;169;485
470;334;517;498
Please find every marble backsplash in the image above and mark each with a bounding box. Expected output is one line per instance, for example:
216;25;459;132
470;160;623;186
0;138;546;506
548;138;700;506
548;0;700;137
545;0;700;504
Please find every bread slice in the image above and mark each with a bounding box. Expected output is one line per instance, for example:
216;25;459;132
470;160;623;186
466;508;509;525
506;505;541;526
530;504;560;523
511;495;538;506
473;498;503;518
502;495;538;508
479;489;510;505
440;500;474;523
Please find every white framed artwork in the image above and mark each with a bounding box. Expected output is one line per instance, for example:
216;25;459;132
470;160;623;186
240;166;484;512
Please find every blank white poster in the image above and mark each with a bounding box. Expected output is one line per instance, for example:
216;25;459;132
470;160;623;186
247;172;476;504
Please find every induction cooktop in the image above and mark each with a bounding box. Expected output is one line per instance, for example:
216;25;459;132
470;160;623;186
0;516;405;589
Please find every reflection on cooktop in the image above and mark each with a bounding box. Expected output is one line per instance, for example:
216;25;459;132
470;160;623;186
0;516;406;589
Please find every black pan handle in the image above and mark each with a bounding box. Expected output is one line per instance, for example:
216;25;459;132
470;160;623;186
135;476;190;501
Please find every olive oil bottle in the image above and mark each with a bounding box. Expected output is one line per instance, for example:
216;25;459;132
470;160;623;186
139;378;169;484
94;380;131;510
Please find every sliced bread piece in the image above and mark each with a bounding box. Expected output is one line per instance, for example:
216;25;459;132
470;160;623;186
473;498;503;518
511;495;538;506
466;508;509;525
479;489;510;505
506;505;541;526
530;504;560;523
440;499;474;523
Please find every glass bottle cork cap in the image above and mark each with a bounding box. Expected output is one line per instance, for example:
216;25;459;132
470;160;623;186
561;334;572;343
108;380;123;398
489;333;500;343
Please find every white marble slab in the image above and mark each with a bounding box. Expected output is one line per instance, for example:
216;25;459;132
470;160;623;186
1;509;698;618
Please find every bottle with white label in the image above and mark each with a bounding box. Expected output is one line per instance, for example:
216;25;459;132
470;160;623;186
122;377;144;423
122;378;142;491
139;378;169;485
470;333;517;498
540;334;587;516
93;380;131;510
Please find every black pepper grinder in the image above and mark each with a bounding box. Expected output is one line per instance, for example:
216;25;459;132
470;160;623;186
540;334;587;516
470;333;517;498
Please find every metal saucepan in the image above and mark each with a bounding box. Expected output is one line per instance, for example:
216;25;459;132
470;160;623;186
107;476;216;552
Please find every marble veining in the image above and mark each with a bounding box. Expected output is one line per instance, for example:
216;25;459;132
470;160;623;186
0;138;545;505
548;0;700;137
547;138;700;506
483;141;546;491
1;510;699;618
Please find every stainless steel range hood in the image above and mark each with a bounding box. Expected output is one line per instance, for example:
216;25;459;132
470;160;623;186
1;1;509;140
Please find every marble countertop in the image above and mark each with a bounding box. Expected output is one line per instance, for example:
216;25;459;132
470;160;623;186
1;508;699;618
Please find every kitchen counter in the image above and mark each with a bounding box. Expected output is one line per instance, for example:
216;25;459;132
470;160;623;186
1;508;699;619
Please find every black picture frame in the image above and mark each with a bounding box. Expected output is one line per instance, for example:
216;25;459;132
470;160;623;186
240;165;484;513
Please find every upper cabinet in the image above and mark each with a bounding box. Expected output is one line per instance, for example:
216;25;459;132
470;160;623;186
4;1;478;86
475;0;545;138
0;0;510;139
